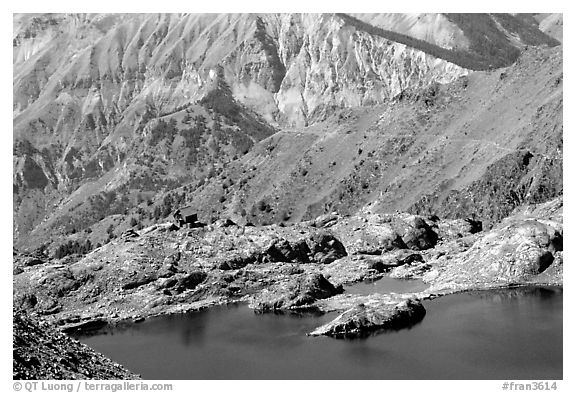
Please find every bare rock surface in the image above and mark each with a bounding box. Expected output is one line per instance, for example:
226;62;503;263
13;222;352;327
309;297;426;338
13;311;138;380
423;198;563;293
13;198;562;335
249;273;343;312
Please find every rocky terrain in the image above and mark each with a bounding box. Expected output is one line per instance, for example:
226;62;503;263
13;13;562;379
13;311;138;379
184;44;562;229
14;196;562;342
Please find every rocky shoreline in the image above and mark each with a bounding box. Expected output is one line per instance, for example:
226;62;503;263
13;311;139;380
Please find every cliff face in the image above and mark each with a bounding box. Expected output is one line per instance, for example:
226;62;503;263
264;14;470;126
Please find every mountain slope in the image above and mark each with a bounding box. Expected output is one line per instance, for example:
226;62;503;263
13;13;561;252
13;12;472;249
349;13;470;50
534;13;563;42
182;46;561;228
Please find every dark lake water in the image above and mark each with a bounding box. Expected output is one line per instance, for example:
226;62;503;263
78;286;562;379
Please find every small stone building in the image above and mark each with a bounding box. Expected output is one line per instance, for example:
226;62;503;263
173;206;199;227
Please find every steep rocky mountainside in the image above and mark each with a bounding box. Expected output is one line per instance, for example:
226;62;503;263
13;311;139;379
13;13;559;253
183;46;562;229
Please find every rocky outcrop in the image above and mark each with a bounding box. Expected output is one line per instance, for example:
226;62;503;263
263;238;311;263
250;273;343;312
61;319;108;334
435;218;483;241
13;221;354;326
309;297;426;338
13;311;138;379
423;198;563;291
329;213;439;255
389;261;431;279
217;232;347;267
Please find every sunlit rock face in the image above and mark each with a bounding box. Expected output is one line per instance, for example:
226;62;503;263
13;13;469;131
267;13;469;126
12;13;470;245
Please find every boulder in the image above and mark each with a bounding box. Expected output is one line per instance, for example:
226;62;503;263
158;277;178;289
355;233;407;255
157;222;179;232
121;229;139;239
402;217;438;250
389;262;431;279
307;232;347;264
215;218;237;228
157;263;178;278
264;238;310;263
436;218;483;240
